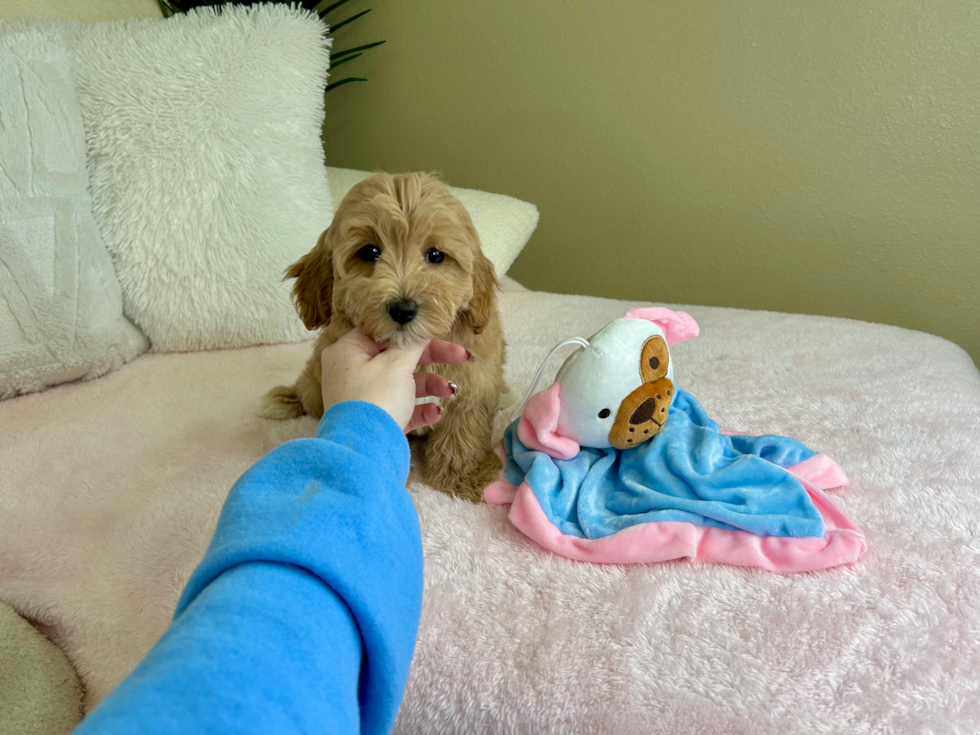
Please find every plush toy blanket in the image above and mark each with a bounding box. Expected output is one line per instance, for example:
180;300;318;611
485;389;865;572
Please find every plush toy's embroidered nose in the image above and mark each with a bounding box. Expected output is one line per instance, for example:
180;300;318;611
609;377;673;449
388;300;419;324
630;398;657;425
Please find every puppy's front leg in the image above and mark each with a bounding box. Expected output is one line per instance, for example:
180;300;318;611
422;381;501;502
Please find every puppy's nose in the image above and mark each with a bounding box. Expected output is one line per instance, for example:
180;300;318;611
388;299;419;325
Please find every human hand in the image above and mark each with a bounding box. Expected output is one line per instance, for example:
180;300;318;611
320;328;469;433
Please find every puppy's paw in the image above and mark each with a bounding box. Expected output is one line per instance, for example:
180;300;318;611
255;385;307;420
496;383;518;411
425;450;502;503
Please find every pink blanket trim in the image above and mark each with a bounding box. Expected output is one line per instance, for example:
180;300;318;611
484;444;865;572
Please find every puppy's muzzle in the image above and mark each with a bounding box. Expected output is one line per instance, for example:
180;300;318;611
388;299;419;325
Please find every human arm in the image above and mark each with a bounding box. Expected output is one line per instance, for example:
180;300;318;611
75;332;466;734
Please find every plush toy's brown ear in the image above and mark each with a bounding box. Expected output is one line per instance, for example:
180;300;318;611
639;336;670;382
461;251;499;335
286;228;332;330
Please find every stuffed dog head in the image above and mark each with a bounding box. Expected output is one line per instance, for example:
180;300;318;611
516;307;699;459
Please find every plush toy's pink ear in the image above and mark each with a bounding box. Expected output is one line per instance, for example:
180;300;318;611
624;307;699;345
516;382;580;460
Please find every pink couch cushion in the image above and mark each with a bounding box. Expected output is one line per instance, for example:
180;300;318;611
2;289;980;732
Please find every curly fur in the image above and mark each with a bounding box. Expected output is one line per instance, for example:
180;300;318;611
258;172;507;501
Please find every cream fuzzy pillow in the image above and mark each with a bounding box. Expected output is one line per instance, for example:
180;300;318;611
68;6;333;351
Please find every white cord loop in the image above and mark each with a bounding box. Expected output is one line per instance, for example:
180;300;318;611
509;337;590;423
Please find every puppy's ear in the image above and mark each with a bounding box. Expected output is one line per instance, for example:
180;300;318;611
286;228;333;330
461;250;499;335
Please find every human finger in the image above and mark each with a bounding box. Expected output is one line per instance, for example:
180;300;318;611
404;403;442;433
377;337;431;370
414;372;455;399
418;339;469;366
333;326;382;359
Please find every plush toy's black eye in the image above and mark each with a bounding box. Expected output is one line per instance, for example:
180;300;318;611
598;408;611;419
357;244;381;262
425;248;445;264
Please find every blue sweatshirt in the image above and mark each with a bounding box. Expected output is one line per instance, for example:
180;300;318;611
75;401;423;735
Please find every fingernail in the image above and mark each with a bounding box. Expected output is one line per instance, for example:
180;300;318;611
448;381;458;395
466;351;474;362
436;405;443;415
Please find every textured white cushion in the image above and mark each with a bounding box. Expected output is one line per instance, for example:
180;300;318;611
0;21;147;400
328;167;539;276
68;6;334;352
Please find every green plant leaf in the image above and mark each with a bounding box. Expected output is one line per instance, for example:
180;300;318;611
330;52;363;68
156;1;382;94
326;77;367;92
317;0;353;17
329;9;370;33
330;41;385;60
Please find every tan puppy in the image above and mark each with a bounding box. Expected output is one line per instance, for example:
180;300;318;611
259;172;506;501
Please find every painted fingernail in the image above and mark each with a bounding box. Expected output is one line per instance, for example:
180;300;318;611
448;381;458;395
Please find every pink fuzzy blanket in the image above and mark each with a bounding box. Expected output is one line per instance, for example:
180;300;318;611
2;284;980;733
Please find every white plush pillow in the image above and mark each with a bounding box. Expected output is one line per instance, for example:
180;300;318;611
67;6;333;352
327;167;539;276
0;21;148;400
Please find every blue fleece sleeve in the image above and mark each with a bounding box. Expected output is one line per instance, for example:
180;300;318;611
75;401;422;735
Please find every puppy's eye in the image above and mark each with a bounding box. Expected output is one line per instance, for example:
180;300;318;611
425;248;445;265
357;244;381;262
598;408;611;419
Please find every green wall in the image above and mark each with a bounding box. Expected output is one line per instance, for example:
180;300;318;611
0;0;161;22
324;1;979;364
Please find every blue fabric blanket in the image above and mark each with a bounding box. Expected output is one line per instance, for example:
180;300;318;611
501;390;825;540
